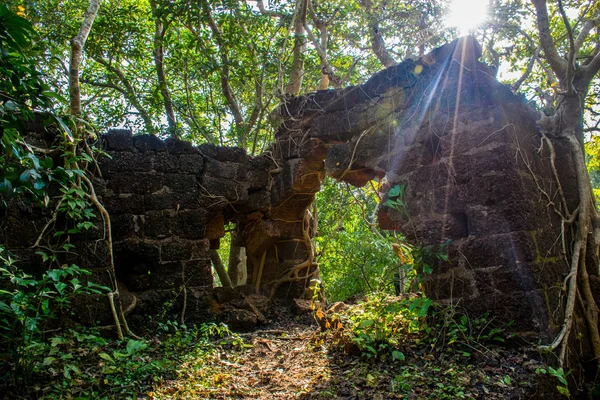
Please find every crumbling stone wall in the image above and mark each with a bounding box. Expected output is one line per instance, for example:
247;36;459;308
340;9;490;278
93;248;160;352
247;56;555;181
96;131;283;325
2;37;591;341
272;36;584;339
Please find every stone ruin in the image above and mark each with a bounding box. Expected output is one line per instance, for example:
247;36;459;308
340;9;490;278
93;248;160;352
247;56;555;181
2;37;598;349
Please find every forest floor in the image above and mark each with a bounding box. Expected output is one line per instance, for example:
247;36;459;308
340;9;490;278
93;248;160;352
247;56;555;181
148;323;553;400
142;298;562;400
4;299;564;399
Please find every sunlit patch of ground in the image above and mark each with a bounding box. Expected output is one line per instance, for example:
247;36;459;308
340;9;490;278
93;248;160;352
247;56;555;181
146;324;551;400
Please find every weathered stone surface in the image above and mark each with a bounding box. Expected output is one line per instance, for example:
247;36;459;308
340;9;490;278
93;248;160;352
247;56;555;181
133;134;167;152
104;129;133;151
204;214;225;240
107;172;165;194
143;210;172;238
164;138;199;155
99;151;152;174
151;153;179;172
200;175;248;203
204;159;243;181
6;38;594;360
144;190;198;211
164;173;198;193
102;193;145;215
111;214;138;240
172;209;207;239
179;154;204;173
292;298;312;315
184;259;213;287
222;309;258;331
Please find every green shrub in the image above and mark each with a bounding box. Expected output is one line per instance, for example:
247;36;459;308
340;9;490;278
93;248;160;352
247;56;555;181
0;246;108;384
326;294;433;360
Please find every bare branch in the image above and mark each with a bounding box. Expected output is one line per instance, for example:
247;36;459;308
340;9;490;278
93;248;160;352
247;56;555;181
200;1;244;128
360;0;397;68
303;20;340;89
69;0;101;118
530;0;568;80
151;0;177;137
582;51;600;85
251;0;284;18
575;16;600;55
90;56;156;134
512;51;538;92
557;0;575;94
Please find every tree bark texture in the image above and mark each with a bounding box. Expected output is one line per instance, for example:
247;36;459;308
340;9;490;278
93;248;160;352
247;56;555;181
151;4;177;137
69;0;101;118
285;0;308;95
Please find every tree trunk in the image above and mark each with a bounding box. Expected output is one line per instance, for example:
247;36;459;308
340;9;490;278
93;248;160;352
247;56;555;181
210;249;232;288
151;2;177;137
546;84;600;366
285;0;308;95
227;227;247;287
69;0;101;119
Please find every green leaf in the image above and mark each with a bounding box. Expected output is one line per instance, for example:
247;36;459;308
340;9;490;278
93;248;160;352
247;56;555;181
392;350;405;361
126;338;147;355
47;269;62;281
43;356;56;366
0;301;12;313
24;316;38;332
98;352;114;362
54;281;67;294
359;319;374;328
556;386;570;397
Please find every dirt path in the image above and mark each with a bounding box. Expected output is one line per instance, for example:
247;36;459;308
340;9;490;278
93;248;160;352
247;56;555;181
149;323;556;400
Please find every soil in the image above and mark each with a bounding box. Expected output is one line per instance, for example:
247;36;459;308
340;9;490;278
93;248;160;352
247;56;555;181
148;318;561;399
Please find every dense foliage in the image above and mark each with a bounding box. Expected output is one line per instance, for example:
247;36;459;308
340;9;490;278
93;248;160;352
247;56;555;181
1;0;600;396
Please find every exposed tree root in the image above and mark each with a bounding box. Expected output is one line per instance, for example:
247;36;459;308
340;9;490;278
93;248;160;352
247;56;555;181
255;250;267;294
107;292;124;340
536;133;600;367
81;174;140;339
269;209;319;300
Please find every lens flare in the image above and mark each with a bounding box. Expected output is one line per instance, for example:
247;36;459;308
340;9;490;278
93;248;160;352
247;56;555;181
446;0;489;35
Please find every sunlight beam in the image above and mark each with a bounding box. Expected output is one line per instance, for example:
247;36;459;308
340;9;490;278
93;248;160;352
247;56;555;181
446;0;489;35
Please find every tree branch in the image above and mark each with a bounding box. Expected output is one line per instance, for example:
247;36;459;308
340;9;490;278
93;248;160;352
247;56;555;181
69;0;101;118
359;0;396;68
151;0;178;137
575;16;600;55
557;0;575;94
530;0;568;81
252;0;284;18
200;1;244;128
512;51;538;92
90;56;156;134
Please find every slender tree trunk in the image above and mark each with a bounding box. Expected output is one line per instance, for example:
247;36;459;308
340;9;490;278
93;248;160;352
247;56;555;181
151;2;177;137
69;0;101;119
285;0;308;95
359;0;396;68
227;226;247;287
90;56;157;135
210;249;233;288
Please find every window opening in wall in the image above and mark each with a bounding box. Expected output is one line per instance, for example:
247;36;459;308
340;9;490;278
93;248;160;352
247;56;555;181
211;221;247;288
315;177;412;302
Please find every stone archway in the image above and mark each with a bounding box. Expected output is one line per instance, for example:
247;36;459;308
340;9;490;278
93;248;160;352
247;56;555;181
262;36;580;340
62;36;587;341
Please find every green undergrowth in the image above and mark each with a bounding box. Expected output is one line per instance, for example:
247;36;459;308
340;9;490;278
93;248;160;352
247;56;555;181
0;293;566;399
313;294;564;398
0;321;246;399
319;294;518;362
